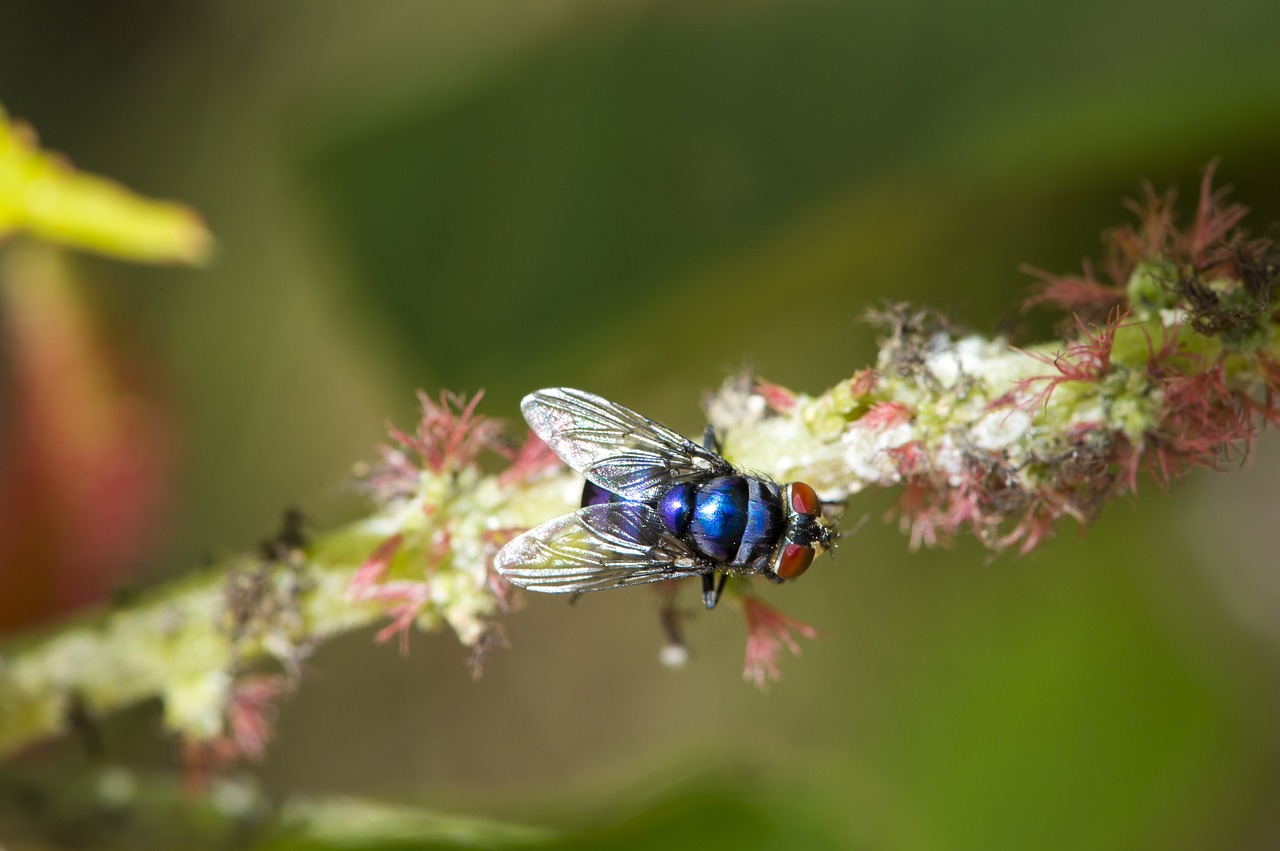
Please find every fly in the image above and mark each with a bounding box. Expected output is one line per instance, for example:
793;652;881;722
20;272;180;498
494;388;836;609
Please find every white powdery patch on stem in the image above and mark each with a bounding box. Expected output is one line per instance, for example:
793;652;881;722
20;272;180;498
970;408;1033;451
854;336;1047;489
706;328;1126;503
840;418;915;489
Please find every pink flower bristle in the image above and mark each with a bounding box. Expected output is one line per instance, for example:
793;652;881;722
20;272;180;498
365;580;433;652
181;674;291;787
860;401;912;429
349;533;404;600
498;429;562;486
1022;260;1126;315
397;390;509;475
350;528;454;653
849;369;880;397
741;595;821;689
1186;160;1249;262
992;309;1129;416
225;675;288;763
755;380;799;414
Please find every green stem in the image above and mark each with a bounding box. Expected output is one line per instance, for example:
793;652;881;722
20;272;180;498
2;302;1275;758
0;521;382;757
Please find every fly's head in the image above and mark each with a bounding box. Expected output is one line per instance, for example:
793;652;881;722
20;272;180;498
771;481;837;581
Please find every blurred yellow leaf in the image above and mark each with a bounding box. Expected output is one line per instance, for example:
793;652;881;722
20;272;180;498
0;105;211;265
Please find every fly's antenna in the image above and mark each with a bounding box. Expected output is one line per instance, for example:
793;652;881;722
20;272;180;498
830;515;868;559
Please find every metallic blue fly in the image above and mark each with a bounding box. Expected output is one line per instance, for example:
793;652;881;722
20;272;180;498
495;388;836;609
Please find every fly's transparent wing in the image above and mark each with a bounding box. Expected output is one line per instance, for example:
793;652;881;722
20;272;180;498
495;503;709;594
522;387;730;501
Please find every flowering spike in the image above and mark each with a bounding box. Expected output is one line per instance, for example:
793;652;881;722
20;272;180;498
11;166;1280;766
347;390;546;659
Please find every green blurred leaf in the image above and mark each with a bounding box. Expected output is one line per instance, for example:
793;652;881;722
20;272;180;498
263;796;554;850
0;105;211;264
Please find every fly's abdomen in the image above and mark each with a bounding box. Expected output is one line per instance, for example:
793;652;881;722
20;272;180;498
657;482;695;536
581;479;624;508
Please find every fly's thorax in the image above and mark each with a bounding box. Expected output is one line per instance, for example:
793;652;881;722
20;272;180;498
649;474;786;566
687;475;747;562
739;478;784;565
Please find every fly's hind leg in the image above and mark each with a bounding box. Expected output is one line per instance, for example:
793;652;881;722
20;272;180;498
701;572;728;610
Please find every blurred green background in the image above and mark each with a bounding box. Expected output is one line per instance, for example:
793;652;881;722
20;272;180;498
4;0;1280;848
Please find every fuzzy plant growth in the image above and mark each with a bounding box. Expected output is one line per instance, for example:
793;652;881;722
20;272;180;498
356;165;1279;684
1;162;1277;775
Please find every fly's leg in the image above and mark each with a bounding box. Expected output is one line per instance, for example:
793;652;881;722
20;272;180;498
701;572;729;610
702;425;723;455
657;585;689;667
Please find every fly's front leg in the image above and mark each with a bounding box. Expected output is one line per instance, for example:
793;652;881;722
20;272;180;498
702;425;723;455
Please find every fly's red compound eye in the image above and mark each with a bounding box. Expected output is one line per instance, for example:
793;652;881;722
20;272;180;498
790;482;821;516
776;543;815;580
